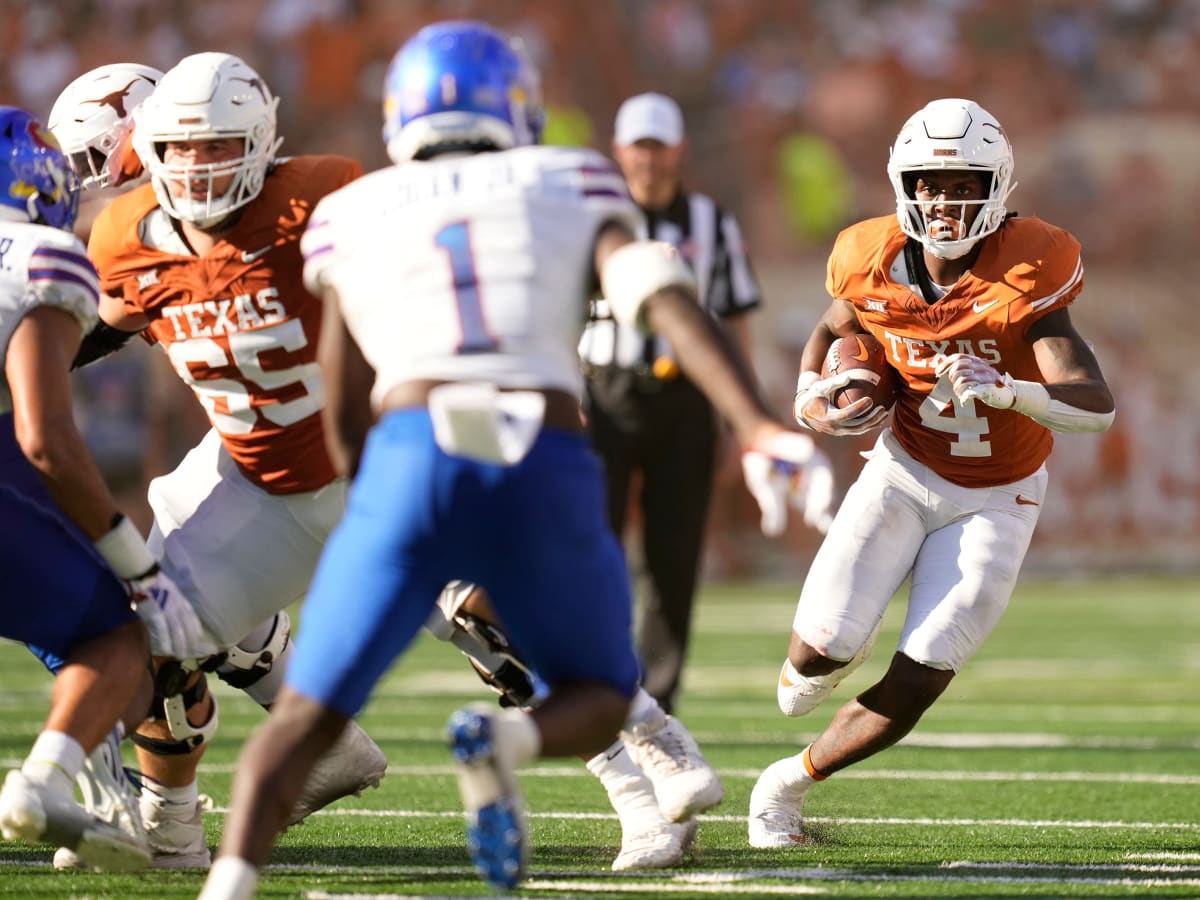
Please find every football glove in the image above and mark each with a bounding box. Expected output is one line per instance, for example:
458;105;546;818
127;565;217;662
94;515;216;661
741;429;836;536
936;354;1016;409
793;370;890;436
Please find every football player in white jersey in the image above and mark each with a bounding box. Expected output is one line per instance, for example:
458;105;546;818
0;105;215;870
198;21;827;898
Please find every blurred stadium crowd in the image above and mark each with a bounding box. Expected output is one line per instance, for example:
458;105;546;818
4;0;1197;574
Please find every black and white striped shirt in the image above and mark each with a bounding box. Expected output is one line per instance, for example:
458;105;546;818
579;189;761;370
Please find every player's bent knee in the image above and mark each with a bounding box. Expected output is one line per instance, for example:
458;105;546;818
132;667;219;755
212;611;291;689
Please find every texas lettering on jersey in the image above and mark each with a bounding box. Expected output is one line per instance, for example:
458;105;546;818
826;215;1083;488
88;155;363;494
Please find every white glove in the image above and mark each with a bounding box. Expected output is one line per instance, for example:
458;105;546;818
937;354;1016;409
127;566;218;661
793;370;890;436
94;515;216;661
741;430;836;536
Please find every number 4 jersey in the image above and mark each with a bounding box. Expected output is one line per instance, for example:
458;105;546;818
827;214;1084;488
88;155;363;494
300;145;640;408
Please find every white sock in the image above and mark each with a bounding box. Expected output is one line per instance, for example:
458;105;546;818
143;779;199;809
23;731;85;791
770;744;827;791
495;708;541;768
586;743;663;825
198;856;258;900
623;687;665;733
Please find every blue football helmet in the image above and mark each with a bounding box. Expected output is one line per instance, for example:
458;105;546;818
382;20;544;163
0;106;80;230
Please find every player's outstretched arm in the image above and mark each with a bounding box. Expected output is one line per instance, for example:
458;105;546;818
594;224;835;534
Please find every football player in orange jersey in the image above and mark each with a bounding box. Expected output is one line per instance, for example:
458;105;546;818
749;98;1115;848
72;52;387;869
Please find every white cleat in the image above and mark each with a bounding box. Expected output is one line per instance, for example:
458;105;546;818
288;720;387;826
52;727;148;870
623;714;723;823
0;770;150;872
612;817;697;871
141;791;210;868
747;757;812;849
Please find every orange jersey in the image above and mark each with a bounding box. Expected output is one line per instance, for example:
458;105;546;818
826;215;1083;488
89;155;363;494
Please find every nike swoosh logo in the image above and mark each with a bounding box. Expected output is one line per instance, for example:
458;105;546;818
1015;495;1039;506
779;669;796;688
848;336;870;362
241;245;273;263
973;299;1000;314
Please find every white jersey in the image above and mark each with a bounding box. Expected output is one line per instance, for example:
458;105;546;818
0;220;100;413
301;145;641;406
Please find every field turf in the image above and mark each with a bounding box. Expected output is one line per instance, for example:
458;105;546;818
1;574;1197;898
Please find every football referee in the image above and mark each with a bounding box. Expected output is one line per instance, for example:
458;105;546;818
579;92;763;713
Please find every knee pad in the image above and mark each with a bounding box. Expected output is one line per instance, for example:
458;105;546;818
132;666;219;755
210;611;291;690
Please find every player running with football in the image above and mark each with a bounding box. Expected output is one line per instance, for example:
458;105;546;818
749;98;1115;848
66;53;387;869
198;20;830;898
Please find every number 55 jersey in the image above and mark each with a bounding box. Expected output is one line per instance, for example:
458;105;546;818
88;154;362;495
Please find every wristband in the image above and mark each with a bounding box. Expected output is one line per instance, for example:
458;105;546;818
795;370;819;394
94;515;156;579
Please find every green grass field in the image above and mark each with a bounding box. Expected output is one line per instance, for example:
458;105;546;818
2;575;1197;898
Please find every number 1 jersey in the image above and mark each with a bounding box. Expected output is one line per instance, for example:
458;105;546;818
301;145;641;408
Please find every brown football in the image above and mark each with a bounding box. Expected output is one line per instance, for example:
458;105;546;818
820;333;898;411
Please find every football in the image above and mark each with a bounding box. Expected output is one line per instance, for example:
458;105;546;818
820;333;898;411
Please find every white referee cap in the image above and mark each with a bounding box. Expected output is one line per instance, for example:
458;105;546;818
614;93;684;146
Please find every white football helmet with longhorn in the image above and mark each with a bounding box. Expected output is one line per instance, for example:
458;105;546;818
48;63;162;191
133;52;282;228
